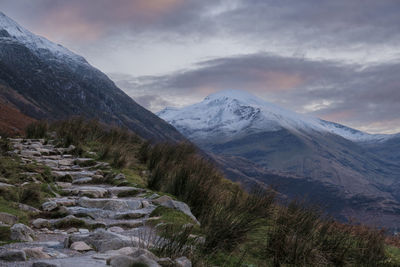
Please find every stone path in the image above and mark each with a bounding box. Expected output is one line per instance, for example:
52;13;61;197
0;139;194;267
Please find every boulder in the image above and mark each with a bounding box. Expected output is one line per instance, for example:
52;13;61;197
42;201;58;212
18;203;41;215
0;249;26;261
70;241;93;251
106;246;136;256
153;196;199;224
175;256;192;267
0;212;17;225
10;223;35;241
130;248;159;262
32;218;51;229
23;247;51;259
108;255;135;267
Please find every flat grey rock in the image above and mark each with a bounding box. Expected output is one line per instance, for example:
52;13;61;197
0;212;17;226
10;223;35;242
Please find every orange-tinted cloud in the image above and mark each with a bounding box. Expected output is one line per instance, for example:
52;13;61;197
121;0;185;20
14;0;187;42
38;6;103;42
249;70;305;91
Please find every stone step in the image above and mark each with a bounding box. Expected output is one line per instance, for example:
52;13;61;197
77;197;147;212
61;185;144;198
62;187;109;198
65;206;155;221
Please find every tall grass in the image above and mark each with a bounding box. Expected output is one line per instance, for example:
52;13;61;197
201;187;275;252
260;201;386;266
25;120;49;139
23;119;390;265
141;142;223;219
138;138;389;266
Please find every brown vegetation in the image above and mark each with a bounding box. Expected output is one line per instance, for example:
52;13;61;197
0;98;35;136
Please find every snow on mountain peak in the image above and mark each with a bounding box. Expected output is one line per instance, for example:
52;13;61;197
204;89;261;103
158;89;395;143
0;12;86;64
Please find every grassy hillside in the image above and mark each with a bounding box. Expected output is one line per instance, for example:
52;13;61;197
3;118;400;266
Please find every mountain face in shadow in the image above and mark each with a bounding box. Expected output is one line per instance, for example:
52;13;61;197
0;12;184;142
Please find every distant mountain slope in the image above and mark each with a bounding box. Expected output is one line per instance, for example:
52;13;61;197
0;12;184;142
159;89;400;229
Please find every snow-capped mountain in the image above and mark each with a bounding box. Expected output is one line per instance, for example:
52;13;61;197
0;12;184;141
158;89;394;143
0;11;85;64
159;89;400;230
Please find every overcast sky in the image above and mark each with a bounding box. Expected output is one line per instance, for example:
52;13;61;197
1;0;399;133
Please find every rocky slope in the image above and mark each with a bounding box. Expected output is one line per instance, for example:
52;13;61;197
159;89;400;229
0;12;184;142
0;138;195;266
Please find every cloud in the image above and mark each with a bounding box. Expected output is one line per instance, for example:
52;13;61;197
110;53;400;134
134;94;173;111
3;0;400;59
